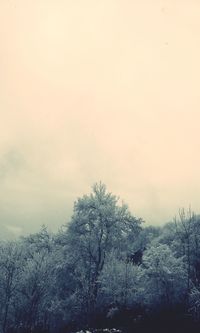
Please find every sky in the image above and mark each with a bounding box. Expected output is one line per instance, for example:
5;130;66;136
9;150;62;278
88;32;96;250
1;0;200;236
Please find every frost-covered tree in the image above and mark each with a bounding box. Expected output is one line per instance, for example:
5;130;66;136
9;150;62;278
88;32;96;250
142;244;187;308
0;241;23;333
13;227;54;332
65;182;142;318
174;209;200;292
99;251;144;309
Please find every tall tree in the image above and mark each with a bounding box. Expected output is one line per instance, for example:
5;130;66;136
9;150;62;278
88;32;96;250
66;182;142;319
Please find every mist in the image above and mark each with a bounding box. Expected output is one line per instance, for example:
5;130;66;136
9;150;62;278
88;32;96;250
1;0;200;236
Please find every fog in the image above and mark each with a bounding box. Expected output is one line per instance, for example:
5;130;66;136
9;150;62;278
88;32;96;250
1;0;200;236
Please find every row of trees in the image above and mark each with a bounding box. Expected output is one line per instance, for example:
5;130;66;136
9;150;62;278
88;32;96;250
0;183;200;332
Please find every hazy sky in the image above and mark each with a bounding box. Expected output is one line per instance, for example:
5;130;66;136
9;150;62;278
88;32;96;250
1;0;200;236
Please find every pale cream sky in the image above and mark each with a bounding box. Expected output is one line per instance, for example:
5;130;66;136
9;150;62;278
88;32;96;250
0;0;200;235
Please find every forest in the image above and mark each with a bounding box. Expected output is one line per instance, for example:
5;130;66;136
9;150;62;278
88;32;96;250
0;183;200;333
